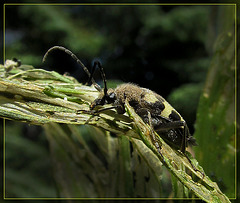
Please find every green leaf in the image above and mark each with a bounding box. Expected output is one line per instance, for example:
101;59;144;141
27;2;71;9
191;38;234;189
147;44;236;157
194;30;235;198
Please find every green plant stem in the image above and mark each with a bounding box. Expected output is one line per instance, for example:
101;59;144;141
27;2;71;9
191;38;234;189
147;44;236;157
0;62;230;202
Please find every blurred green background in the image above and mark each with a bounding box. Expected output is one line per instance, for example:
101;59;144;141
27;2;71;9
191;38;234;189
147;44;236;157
1;3;237;199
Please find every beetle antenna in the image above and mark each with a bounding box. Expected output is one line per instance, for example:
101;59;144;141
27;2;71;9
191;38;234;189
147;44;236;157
42;46;101;92
92;61;108;96
87;61;108;96
87;61;97;85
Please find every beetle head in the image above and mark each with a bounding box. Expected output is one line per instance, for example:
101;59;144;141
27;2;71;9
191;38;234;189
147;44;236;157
90;88;116;110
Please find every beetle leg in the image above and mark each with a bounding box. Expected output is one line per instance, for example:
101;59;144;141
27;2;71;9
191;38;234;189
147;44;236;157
154;121;185;131
154;120;204;178
147;111;165;163
181;123;187;153
154;120;187;153
77;105;119;115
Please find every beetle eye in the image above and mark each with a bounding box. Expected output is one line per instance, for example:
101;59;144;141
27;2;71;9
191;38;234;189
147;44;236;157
106;92;116;104
109;92;115;99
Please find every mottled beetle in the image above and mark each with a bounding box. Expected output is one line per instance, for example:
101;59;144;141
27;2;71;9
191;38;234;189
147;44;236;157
43;46;203;176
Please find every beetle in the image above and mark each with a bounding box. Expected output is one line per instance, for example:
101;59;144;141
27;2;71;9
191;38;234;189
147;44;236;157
43;46;203;177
